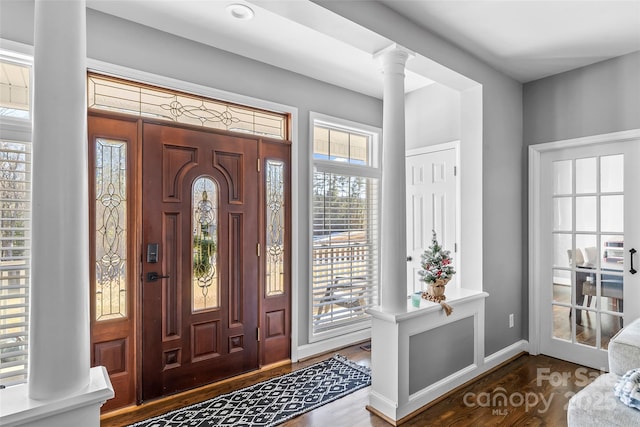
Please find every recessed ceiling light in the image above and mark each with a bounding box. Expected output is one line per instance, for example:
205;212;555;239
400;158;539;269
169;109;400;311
226;3;254;21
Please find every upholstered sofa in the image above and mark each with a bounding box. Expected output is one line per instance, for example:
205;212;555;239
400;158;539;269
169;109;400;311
568;318;640;426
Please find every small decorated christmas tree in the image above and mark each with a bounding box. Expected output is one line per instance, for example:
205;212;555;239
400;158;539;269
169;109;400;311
419;231;455;284
419;231;455;315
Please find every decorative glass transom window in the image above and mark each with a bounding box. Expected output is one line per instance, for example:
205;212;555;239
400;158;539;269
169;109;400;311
88;73;288;140
310;113;380;340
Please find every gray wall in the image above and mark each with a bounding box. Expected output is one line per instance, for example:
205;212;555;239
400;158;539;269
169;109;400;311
524;51;640;145
316;0;524;355
406;83;460;150
0;1;34;46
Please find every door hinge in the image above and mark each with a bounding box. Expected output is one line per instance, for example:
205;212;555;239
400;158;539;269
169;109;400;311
257;243;261;256
455;243;458;253
257;327;260;341
257;158;261;172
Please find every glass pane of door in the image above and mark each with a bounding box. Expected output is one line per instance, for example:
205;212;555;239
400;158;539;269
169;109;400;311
192;176;219;311
548;151;626;357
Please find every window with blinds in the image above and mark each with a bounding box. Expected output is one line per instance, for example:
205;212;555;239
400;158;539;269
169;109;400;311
311;115;380;339
0;54;31;387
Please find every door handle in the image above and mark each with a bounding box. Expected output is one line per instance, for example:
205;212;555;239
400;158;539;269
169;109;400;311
631;248;638;275
147;272;170;282
406;256;412;262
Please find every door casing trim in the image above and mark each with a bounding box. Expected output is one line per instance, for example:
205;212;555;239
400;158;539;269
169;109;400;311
528;128;640;355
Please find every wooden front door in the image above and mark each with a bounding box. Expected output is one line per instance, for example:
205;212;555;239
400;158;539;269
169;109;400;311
141;122;259;400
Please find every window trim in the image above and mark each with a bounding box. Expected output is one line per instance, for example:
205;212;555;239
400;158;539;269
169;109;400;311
0;43;33;387
308;112;381;343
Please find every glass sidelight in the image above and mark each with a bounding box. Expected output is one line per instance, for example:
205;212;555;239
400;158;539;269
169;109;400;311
265;160;285;296
95;138;128;320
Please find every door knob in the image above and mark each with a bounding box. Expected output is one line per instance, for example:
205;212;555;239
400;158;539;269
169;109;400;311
406;256;412;262
147;272;170;282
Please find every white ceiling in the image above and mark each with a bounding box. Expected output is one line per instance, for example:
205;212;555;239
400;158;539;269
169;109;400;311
87;0;640;98
379;0;640;82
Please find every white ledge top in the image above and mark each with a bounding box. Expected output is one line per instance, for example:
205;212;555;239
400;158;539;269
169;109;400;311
0;366;114;426
367;287;489;323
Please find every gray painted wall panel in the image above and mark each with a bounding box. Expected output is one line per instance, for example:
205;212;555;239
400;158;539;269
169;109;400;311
409;317;475;394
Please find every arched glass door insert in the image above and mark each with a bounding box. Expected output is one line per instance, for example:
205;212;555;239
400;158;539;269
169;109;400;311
192;176;219;311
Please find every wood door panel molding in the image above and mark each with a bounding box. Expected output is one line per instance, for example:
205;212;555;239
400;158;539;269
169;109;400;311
229;334;244;353
162;212;182;339
213;151;243;203
94;338;128;375
191;321;221;362
265;310;285;338
162;145;198;201
163;348;181;370
229;213;243;326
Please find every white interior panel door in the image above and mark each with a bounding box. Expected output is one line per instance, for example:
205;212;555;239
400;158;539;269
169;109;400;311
406;147;457;296
539;139;640;369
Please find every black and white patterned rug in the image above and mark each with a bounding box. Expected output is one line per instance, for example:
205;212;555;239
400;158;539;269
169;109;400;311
129;354;371;427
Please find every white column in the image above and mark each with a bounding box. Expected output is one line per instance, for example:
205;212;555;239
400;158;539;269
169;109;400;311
29;0;90;399
376;45;412;313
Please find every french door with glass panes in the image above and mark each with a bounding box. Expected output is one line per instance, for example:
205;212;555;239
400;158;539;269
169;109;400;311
539;139;640;369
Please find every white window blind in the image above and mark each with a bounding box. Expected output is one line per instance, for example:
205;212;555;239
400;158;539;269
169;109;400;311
0;53;32;387
311;115;380;338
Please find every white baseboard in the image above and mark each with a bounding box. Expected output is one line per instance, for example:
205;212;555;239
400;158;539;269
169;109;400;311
483;340;529;371
295;329;371;361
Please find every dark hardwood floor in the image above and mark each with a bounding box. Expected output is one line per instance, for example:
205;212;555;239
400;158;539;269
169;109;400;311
101;343;600;427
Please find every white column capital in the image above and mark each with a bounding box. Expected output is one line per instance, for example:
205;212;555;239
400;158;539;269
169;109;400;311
374;44;415;74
